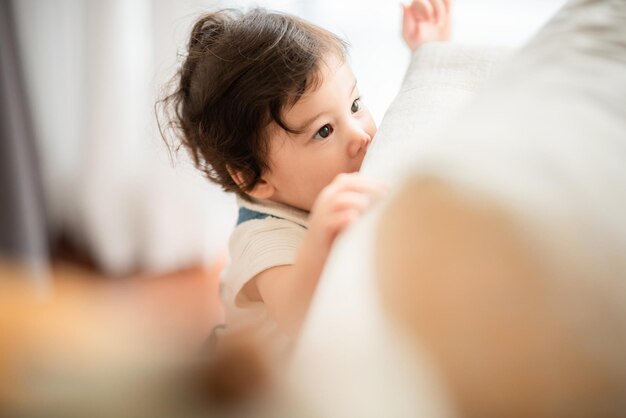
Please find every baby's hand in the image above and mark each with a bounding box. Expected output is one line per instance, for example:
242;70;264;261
402;0;451;52
307;173;387;251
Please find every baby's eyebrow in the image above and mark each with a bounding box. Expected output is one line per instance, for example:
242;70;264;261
293;112;324;133
351;79;357;94
294;79;359;132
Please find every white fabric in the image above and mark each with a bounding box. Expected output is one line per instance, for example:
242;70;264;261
220;197;308;350
291;0;626;416
361;42;510;184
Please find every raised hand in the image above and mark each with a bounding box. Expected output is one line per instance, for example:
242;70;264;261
402;0;451;52
307;173;387;251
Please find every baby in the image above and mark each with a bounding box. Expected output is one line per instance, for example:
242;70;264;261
162;1;451;348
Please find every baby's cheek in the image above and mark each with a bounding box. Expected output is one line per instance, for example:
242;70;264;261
369;117;378;138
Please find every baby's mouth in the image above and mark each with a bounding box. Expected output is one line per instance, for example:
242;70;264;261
364;137;373;153
355;147;371;172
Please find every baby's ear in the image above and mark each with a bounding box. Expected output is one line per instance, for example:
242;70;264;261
226;165;247;189
246;179;275;200
227;166;275;200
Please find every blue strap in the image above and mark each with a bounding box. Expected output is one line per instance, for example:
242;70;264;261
237;206;272;225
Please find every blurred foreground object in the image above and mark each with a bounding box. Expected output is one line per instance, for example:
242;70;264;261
0;261;235;418
378;0;626;416
378;179;626;418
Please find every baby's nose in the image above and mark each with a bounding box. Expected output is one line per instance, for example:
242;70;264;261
347;128;372;158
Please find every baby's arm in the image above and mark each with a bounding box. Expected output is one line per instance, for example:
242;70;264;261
402;0;451;51
248;174;385;338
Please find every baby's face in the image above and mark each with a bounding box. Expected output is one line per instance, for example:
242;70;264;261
262;55;377;211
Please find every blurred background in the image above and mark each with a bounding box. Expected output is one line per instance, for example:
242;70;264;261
2;0;565;283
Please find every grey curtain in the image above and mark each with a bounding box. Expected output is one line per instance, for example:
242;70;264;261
0;0;49;280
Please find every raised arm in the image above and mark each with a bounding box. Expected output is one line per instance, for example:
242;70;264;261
248;174;385;337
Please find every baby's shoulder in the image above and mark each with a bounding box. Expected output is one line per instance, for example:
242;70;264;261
232;214;305;245
223;212;306;292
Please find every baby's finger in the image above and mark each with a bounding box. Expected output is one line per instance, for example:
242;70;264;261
327;208;360;243
331;191;373;213
401;3;416;39
410;0;434;22
431;0;447;24
331;173;388;197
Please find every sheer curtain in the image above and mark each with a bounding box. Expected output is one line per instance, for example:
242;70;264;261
11;0;565;276
0;0;49;286
13;0;238;275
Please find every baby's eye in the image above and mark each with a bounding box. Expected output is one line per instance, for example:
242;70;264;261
314;124;334;140
351;98;361;113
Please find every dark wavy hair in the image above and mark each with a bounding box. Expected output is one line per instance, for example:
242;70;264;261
157;8;348;200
